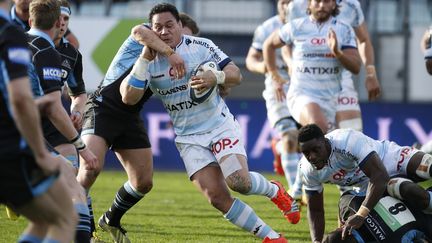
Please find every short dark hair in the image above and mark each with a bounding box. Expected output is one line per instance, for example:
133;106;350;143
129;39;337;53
298;124;325;143
306;0;340;17
179;13;199;35
149;3;180;25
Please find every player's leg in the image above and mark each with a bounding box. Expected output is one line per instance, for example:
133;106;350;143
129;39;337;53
220;153;300;224
17;175;78;242
191;164;287;242
98;119;152;243
335;78;363;131
99;148;153;227
10;155;78;242
299;102;329;133
387;177;432;214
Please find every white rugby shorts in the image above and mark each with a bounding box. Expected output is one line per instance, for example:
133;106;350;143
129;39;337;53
336;74;361;112
175;114;247;178
382;142;419;177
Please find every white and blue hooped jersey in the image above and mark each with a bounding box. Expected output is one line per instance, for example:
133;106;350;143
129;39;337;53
279;16;357;99
288;0;364;82
147;35;232;136
301;129;392;194
251;15;288;80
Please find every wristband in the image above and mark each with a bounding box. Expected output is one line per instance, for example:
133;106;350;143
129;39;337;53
164;48;175;57
127;75;147;90
366;65;376;77
355;205;370;218
131;57;149;81
70;134;86;150
212;70;226;84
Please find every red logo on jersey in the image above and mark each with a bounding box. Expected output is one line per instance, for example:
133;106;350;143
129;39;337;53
311;38;326;45
169;67;177;80
397;147;412;171
212;138;240;155
333;169;347;181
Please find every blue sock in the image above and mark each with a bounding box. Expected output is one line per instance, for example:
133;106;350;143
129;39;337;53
247;172;277;198
75;203;91;242
18;234;42;243
224;198;279;239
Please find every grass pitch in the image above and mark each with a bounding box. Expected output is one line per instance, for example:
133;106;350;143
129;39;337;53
0;171;341;242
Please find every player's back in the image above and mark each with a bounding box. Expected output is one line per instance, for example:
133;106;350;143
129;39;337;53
26;32;62;97
0;16;32;156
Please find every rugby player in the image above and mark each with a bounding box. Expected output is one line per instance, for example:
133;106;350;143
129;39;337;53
298;124;432;242
120;3;301;242
0;0;77;241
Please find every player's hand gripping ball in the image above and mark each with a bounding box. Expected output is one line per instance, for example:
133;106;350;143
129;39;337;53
189;60;219;103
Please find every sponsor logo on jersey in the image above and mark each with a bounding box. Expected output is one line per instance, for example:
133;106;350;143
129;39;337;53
211;138;240;155
61;59;71;69
310;38;326;45
157;84;188;95
42;67;62;80
303;53;335;58
296;66;340;75
364;216;386;241
333;148;358;162
164;100;198;112
8;47;30;65
61;69;68;79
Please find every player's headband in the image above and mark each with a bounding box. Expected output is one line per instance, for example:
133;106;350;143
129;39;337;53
61;6;71;16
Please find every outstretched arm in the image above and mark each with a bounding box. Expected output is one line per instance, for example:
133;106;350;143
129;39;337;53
355;23;381;100
342;152;389;239
307;190;325;243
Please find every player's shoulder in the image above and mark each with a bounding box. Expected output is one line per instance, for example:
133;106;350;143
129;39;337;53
261;15;281;29
57;38;79;57
326;128;355;142
182;35;216;50
333;17;353;30
341;0;362;11
0;19;26;41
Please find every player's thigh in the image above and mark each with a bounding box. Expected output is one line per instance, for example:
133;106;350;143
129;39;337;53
191;165;232;205
81;134;109;168
115;148;153;189
300;102;329;131
17;175;74;225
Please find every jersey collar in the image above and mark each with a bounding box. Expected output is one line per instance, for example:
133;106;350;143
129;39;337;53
28;28;55;47
10;5;29;30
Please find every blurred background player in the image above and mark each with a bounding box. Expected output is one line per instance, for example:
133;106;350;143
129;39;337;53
245;0;303;201
11;0;80;48
297;124;432;242
286;0;381;132
0;0;77;241
55;0;87;131
179;12;199;36
26;0;97;241
263;0;361;134
120;3;300;242
77;9;187;243
282;0;381;202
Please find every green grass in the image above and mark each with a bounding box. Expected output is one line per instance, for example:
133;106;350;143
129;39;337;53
0;171;341;242
92;19;144;73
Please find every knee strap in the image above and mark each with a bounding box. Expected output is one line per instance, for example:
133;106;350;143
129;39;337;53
387;177;412;199
416;153;432;179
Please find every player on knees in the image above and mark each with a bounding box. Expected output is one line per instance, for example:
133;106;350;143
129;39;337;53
120;3;300;242
245;0;304;201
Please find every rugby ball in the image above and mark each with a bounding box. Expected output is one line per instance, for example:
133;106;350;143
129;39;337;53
189;60;219;103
